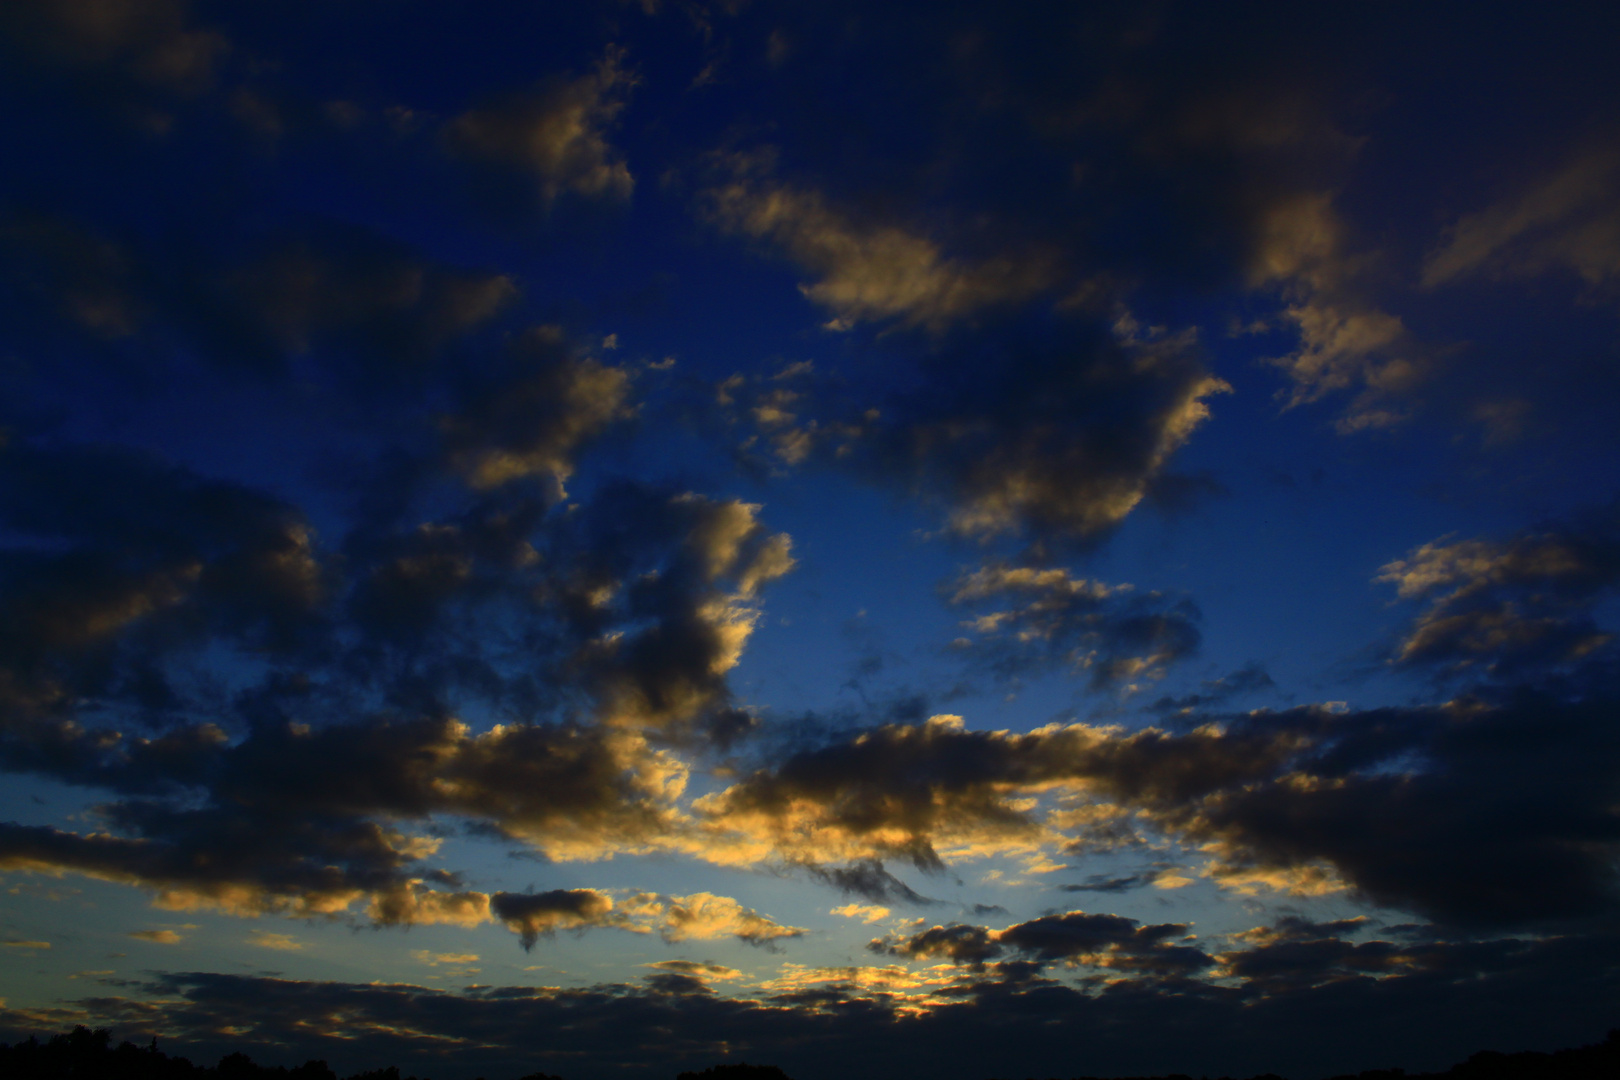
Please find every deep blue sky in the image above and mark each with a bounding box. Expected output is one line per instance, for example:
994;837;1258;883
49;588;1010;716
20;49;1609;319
2;3;1619;1079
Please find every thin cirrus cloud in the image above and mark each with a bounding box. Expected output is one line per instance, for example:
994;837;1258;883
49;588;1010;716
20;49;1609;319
1424;141;1620;298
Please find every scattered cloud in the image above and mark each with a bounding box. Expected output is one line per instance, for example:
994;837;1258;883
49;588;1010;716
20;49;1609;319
445;48;635;206
831;903;891;924
245;930;302;951
702;152;1056;331
947;564;1200;688
1378;511;1620;676
1425;142;1620;299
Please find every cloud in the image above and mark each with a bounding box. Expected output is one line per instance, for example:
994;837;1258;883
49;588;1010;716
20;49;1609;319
216;225;520;378
7;923;1620;1080
854;314;1230;549
698;692;1620;927
0;213;519;390
1147;663;1276;714
947;564;1200;688
491;889;803;951
0;428;797;924
127;929;182;944
701;152;1055;331
656;892;806;949
709;313;1230;552
0;0;228;97
439;325;633;495
1242;193;1423;430
800;858;936;905
695;712;1292;872
412;950;480;967
644;959;742;981
1058;873;1150;894
1378;513;1620;675
831;903;891;924
1424;142;1620;298
245;930;303;951
445;49;635;206
492;889;619;950
871;909;1210;975
1;939;50;949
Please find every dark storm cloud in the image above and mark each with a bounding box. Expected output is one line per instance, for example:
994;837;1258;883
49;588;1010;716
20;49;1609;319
946;563;1200;688
702;692;1620;927
1378;509;1620;676
11;926;1619;1080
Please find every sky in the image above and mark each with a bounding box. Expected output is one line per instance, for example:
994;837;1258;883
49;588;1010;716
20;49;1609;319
1;2;1619;1079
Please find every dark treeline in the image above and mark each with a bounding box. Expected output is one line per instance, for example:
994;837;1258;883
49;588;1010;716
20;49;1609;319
2;1028;1617;1080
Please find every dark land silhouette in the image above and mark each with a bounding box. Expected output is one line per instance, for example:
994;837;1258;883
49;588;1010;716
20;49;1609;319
2;1027;1617;1080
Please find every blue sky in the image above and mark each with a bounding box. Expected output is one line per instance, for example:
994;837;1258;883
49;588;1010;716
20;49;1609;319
2;3;1619;1079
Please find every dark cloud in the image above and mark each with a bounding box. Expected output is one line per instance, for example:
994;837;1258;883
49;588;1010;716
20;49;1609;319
13;924;1612;1080
1058;873;1151;894
0;0;228;100
439;326;632;496
718;313;1229;552
872;909;1209;975
871;319;1227;550
998;911;1210;973
946;564;1200;688
0;427;795;922
799;858;937;905
1424;138;1620;302
491;889;617;949
0;212;518;398
444;49;635;211
1148;663;1276;714
697;712;1296;872
1378;510;1620;677
872;923;999;969
702;692;1620;927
